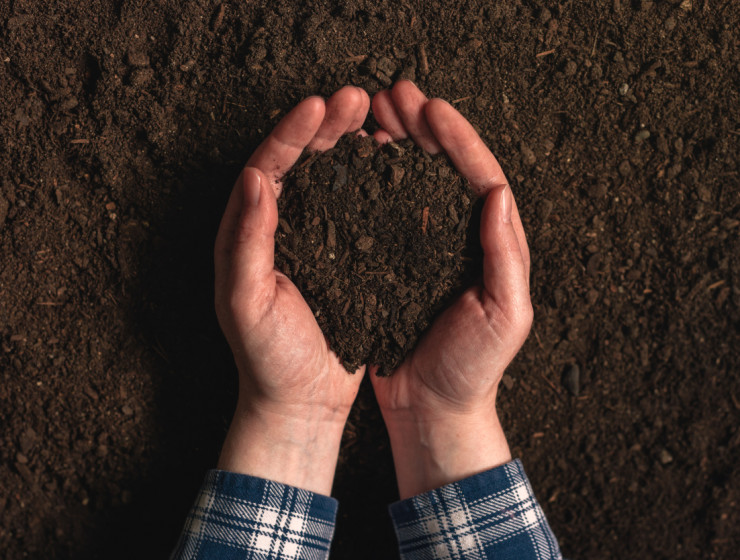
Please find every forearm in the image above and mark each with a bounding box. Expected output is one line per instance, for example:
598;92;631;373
218;399;346;496
383;406;511;499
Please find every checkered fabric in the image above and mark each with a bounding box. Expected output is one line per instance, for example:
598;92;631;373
389;459;563;560
170;470;338;560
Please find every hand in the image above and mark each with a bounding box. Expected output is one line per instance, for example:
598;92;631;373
213;86;370;495
369;81;533;498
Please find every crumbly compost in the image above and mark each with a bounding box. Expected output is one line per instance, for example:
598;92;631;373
276;134;481;374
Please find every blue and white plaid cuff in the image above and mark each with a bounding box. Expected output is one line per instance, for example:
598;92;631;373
389;459;563;560
170;470;338;560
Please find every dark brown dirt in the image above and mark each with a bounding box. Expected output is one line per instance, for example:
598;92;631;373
277;134;479;374
1;1;739;559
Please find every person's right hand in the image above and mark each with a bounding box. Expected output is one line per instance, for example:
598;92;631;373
214;86;370;495
369;81;533;498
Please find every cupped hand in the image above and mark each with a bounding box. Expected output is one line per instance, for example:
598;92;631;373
213;86;370;494
370;81;533;498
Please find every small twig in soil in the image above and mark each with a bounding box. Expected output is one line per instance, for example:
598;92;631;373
533;328;546;351
421;206;429;234
418;45;429;75
298;152;318;169
452;96;472;104
211;4;225;31
707;280;725;291
344;54;366;64
539;370;564;400
536;49;556;58
225;99;247;110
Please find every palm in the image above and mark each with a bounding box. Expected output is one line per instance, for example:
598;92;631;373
214;86;371;415
234;275;349;406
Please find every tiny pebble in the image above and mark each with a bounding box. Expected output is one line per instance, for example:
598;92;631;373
180;59;196;72
122;404;134;416
355;235;374;252
634;129;651;143
564;60;578;76
665;16;677;31
619;160;632;177
563;364;580;396
618;83;630;96
16;452;28;464
659;449;673;464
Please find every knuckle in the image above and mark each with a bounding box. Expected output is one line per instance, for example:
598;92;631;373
518;300;534;337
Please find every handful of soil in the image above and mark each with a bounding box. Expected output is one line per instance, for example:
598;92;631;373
276;134;481;375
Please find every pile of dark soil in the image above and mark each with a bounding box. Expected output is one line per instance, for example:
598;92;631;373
276;134;479;374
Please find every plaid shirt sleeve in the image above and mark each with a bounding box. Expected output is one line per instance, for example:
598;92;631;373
170;469;338;560
389;459;563;560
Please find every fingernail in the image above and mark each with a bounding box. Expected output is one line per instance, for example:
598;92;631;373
500;185;512;223
244;168;261;206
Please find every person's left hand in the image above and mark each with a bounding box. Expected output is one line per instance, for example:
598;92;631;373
214;86;370;495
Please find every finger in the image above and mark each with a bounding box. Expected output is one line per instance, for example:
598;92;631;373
371;89;408;140
229;167;279;307
425;98;530;277
247;96;326;195
214;172;243;299
373;129;394;144
479;185;530;311
308;86;367;152
425;98;506;194
347;87;371;132
390;80;443;154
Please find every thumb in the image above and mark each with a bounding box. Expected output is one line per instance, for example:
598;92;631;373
480;185;529;312
230;167;279;304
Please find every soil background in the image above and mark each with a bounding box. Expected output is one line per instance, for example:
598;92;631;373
1;1;738;559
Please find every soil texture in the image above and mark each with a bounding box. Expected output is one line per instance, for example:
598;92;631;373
277;134;479;374
1;1;739;560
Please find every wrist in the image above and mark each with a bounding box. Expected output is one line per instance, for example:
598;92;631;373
383;407;511;499
217;398;347;495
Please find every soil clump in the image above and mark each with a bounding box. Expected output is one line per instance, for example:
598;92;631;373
277;134;479;374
